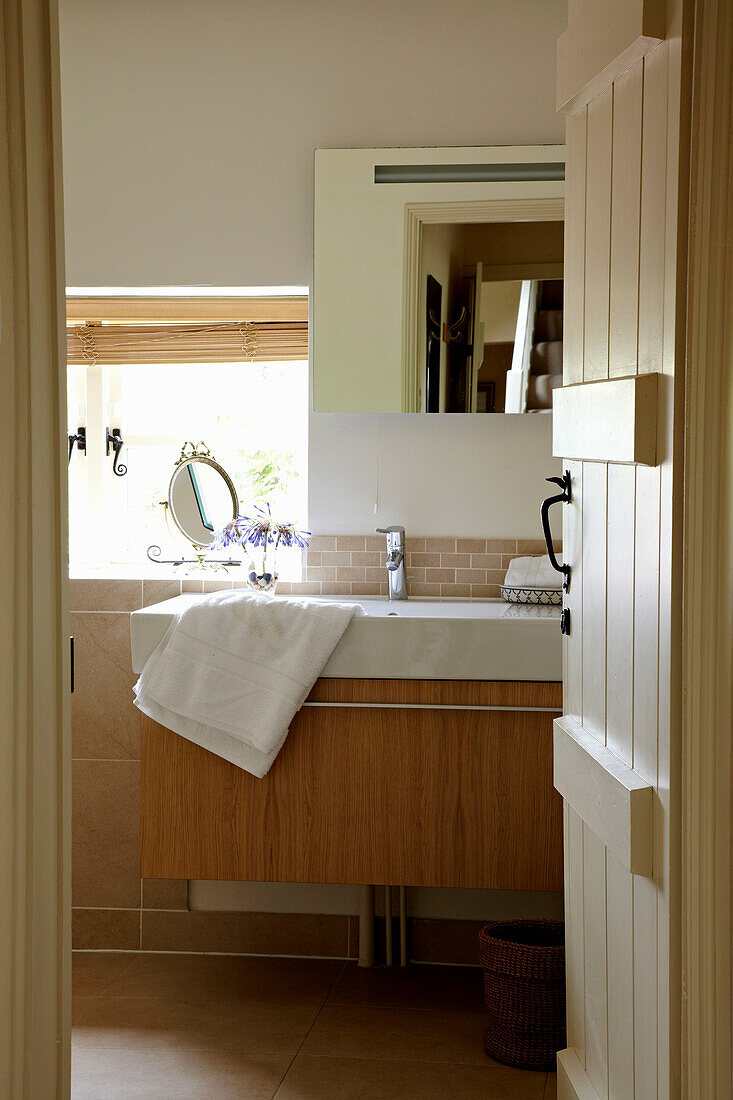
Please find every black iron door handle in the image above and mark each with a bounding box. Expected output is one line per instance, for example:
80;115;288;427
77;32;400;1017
540;470;572;593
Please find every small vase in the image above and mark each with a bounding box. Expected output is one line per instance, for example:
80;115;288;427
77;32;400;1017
245;554;278;594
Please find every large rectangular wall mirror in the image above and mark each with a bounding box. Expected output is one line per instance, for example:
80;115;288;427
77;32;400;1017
313;146;565;414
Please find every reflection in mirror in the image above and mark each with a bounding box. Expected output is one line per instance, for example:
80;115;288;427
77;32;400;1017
418;220;563;413
312;145;565;413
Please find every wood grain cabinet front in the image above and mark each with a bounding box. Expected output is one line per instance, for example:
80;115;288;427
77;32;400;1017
141;679;563;891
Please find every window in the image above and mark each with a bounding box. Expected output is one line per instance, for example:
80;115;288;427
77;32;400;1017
66;295;309;575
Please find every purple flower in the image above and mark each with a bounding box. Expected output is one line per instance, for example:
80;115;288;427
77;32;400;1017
212;502;310;552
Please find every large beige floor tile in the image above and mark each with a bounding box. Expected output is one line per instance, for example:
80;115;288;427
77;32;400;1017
71;1047;288;1099
328;962;484;1012
274;1055;547;1099
72;951;135;996
105;951;342;1004
300;1004;492;1066
73;993;321;1056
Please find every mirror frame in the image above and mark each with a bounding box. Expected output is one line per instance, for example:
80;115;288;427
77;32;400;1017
167;443;239;549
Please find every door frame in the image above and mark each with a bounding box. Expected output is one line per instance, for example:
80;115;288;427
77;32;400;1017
680;0;733;1091
0;0;70;1096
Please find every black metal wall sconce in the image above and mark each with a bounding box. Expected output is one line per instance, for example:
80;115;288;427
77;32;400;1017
68;426;86;463
106;427;127;477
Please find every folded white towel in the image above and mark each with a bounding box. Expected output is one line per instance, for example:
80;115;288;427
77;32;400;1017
133;590;364;777
503;554;562;590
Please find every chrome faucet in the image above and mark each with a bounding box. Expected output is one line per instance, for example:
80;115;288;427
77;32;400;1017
377;525;408;600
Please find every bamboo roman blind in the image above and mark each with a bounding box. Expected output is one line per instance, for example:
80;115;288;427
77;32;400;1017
66;297;308;364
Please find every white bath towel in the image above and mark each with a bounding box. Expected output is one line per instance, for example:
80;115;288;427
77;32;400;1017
503;554;562;590
133;590;363;777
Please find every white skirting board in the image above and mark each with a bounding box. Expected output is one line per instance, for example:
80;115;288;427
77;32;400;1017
553;715;654;877
552;373;659;465
557;1048;602;1100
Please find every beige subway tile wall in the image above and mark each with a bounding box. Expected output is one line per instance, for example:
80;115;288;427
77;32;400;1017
70;537;560;956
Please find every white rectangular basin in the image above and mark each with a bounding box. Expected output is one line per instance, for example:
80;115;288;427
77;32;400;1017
130;593;561;682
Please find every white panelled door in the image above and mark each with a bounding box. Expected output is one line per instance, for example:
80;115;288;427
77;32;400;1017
553;1;688;1097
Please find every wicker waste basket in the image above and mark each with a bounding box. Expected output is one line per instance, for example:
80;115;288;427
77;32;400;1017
479;919;566;1071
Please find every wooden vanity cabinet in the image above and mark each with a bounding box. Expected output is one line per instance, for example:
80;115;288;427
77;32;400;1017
140;678;563;891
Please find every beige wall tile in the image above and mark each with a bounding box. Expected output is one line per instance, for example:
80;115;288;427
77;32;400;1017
456;539;487;554
305;551;322;566
141;911;349;957
71;613;140;760
69;579;142;614
334;536;365;551
315;582;347;596
410;583;441;597
142;579;181;607
73;760;141;908
404;537;426;553
408;553;440;568
440;553;471;568
470;584;502;598
181;579;204;592
336;567;365;582
455;569;488;583
424;538;456;553
303;566;336;582
350;551;380;566
72;908;140;951
425;568;457;584
142;879;189;911
319;582;351;596
350;583;381;596
364;536;385;551
470;553;503;569
516;539;551;555
443;584;471;597
307;536;336;552
318;551;352;567
486;539;518;553
290;582;321;595
203;580;233;592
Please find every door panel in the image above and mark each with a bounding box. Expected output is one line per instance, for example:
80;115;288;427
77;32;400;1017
556;1;686;1095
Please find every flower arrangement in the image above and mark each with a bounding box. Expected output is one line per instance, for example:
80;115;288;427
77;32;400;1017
213;502;309;592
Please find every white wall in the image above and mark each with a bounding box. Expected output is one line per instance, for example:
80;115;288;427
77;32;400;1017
59;0;566;537
309;411;557;536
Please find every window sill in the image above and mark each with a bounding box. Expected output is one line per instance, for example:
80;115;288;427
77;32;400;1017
68;563;304;583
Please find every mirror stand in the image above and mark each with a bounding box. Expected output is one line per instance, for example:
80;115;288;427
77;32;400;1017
146;441;243;573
